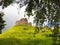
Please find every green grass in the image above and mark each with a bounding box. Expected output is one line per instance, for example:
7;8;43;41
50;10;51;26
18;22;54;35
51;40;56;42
0;25;56;45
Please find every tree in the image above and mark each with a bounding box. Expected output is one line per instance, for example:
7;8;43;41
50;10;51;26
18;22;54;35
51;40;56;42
0;12;5;34
25;0;60;45
0;0;60;45
0;0;14;8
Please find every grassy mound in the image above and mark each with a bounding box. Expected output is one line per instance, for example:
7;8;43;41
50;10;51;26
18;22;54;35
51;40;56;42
0;25;53;45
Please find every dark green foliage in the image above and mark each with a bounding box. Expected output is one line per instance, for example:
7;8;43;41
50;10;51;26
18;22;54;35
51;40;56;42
25;0;60;45
23;28;28;30
0;0;60;45
52;27;59;45
0;12;5;34
0;0;14;9
26;0;34;16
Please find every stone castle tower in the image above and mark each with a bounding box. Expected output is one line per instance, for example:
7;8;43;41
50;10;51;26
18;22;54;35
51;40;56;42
16;18;32;26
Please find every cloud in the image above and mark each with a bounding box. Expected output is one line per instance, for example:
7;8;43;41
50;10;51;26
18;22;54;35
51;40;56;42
2;3;34;31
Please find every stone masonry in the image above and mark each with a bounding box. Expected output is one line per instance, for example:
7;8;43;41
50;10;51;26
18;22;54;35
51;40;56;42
16;18;32;26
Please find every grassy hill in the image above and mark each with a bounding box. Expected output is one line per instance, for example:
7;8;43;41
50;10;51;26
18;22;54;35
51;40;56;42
0;25;54;45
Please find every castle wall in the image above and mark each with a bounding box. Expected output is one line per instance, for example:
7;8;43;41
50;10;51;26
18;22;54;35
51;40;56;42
16;18;32;26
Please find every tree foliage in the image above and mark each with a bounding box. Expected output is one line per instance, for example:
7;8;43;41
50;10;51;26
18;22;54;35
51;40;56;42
0;0;14;8
0;0;60;44
0;12;5;34
26;0;60;45
26;0;60;27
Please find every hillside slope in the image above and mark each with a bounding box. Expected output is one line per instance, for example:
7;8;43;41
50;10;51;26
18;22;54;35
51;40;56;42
0;25;52;45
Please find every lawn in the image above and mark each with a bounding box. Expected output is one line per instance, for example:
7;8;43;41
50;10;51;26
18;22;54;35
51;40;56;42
0;25;59;45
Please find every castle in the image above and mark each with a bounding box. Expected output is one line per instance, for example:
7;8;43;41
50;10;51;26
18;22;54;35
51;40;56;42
16;18;32;26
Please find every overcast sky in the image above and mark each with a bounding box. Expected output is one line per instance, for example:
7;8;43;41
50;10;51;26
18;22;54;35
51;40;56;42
0;3;34;31
0;3;48;31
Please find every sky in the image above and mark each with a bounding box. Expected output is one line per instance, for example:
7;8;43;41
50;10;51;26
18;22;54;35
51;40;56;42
0;3;34;31
0;3;48;31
